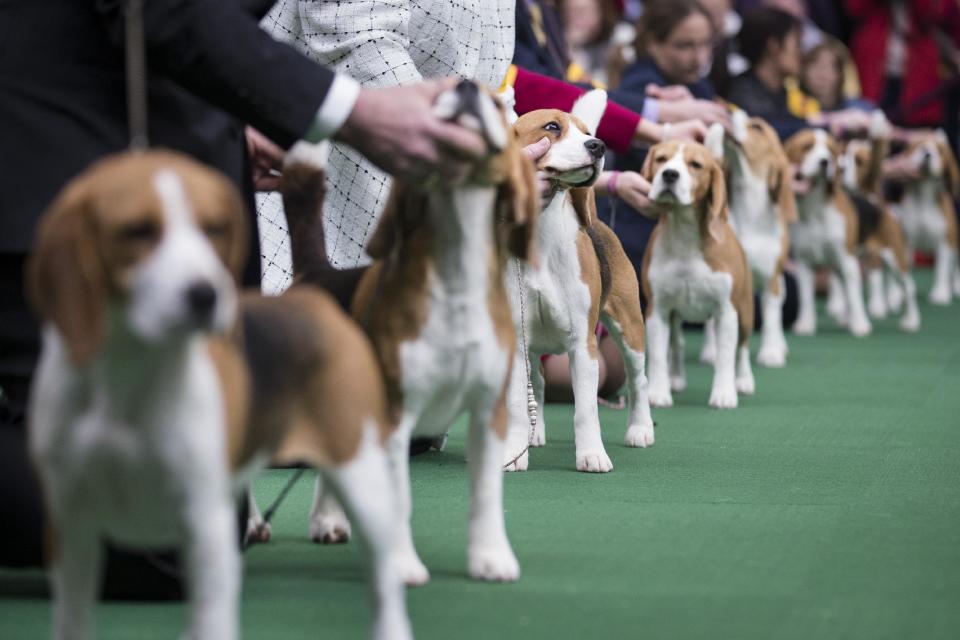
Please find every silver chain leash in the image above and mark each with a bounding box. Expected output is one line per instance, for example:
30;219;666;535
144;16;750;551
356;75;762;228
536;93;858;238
503;258;538;469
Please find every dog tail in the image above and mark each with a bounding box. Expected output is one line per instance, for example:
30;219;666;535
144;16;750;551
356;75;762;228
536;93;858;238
280;141;332;277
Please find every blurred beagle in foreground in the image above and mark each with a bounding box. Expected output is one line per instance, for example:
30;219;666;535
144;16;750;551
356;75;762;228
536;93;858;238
705;111;796;368
784;129;872;337
28;151;409;640
838;113;921;331
503;90;655;474
642;141;755;409
896;130;960;305
294;81;536;585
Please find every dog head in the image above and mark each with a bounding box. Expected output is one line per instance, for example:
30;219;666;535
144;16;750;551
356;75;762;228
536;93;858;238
513;90;608;226
367;80;539;261
28;151;247;365
903;130;960;197
641;141;729;242
784;128;842;195
840;139;873;192
729;110;797;222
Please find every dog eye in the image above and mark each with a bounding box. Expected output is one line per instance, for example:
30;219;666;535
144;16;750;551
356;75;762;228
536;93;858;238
118;220;159;242
543;122;561;133
749;122;764;132
690;160;703;170
655;155;667;163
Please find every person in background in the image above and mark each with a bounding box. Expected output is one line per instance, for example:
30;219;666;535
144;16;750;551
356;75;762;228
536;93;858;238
800;39;874;113
700;0;749;97
560;0;623;85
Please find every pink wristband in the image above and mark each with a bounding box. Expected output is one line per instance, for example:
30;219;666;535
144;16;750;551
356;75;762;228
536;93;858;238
607;171;620;197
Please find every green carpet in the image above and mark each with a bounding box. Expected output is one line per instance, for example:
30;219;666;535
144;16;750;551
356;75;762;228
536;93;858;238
2;272;959;639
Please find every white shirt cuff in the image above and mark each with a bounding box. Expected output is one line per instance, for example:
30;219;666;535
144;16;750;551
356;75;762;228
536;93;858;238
641;97;660;124
304;74;361;142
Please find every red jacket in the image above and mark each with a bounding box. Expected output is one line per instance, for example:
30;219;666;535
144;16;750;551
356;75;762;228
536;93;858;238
845;0;959;126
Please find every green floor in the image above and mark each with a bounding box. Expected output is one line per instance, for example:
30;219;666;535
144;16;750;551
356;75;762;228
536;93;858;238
2;272;959;639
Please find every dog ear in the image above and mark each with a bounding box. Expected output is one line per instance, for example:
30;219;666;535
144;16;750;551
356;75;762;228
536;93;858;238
27;180;107;366
938;139;960;199
639;147;659;182
570;89;607;135
365;181;425;260
768;156;798;223
569;187;596;228
497;143;540;262
706;160;728;243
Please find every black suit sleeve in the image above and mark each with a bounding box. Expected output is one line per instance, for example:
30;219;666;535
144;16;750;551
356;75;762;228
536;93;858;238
95;0;336;148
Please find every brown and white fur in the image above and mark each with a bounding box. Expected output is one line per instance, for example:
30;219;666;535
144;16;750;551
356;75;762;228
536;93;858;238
784;129;872;337
838;114;921;330
641;141;755;409
344;82;538;584
896;131;960;305
502;91;655;473
703;111;796;367
27;151;409;640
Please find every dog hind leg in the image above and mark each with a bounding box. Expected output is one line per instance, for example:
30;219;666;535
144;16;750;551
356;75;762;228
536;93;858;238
309;474;351;544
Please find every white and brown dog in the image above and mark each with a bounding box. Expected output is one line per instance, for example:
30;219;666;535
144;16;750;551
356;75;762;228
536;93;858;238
641;141;755;409
704;111;796;367
784;128;872;337
838;114;921;330
896;131;960;305
502;90;655;474
341;81;537;584
27;151;409;640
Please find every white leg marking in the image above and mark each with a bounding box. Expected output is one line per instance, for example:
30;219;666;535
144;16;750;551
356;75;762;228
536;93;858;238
51;518;101;640
792;261;817;336
699;316;717;365
503;347;532;472
840;254;872;336
735;343;755;395
569;344;613;472
528;357;546;448
757;276;787;368
930;242;956;305
244;486;272;546
385;419;430;586
867;267;888;319
646;310;673;407
309;474;352;544
826;271;848;325
669;314;687;392
602;316;654;448
184;502;240;640
709;303;739;409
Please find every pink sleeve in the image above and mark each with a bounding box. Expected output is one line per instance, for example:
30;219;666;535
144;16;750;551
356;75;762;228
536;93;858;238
511;66;640;153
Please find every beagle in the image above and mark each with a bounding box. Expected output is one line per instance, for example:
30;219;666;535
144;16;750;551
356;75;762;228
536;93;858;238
896;131;960;305
641;141;755;409
343;81;537;584
704;111;796;368
27;151;409;640
502;90;655;474
783;128;872;337
838;114;921;331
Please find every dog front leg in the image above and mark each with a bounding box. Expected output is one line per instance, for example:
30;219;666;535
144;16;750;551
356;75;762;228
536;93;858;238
467;399;520;581
385;418;429;586
503;347;533;472
708;303;739;409
699;317;716;364
792;261;817;335
50;518;101;640
645;308;672;407
669;313;687;391
826;272;848;325
183;501;239;640
757;274;787;367
309;474;351;544
881;250;920;332
324;427;413;640
528;354;547;447
866;265;888;319
568;340;613;472
930;241;956;304
840;254;872;336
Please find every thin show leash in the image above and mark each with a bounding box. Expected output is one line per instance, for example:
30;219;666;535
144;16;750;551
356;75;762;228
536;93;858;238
502;258;539;470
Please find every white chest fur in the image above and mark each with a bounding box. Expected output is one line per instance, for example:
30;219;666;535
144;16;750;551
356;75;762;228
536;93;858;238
729;159;783;284
30;326;231;548
901;182;948;251
398;187;510;437
510;191;594;355
791;186;847;267
647;209;732;322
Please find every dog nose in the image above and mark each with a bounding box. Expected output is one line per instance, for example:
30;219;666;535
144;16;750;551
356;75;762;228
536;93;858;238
455;79;478;101
819;158;830;172
661;168;680;184
584;138;605;159
186;281;217;319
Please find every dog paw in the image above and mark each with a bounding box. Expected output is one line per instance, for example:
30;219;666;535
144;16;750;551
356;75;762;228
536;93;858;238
648;386;673;408
708;385;738;409
735;374;755;395
670;374;687;393
529;424;545;447
699;346;716;365
310;515;351;545
929;288;952;306
792;317;816;336
624;423;655;448
868;300;888;319
756;345;786;368
576;449;613;473
848;317;872;337
899;311;921;333
887;286;905;311
395;552;430;587
502;446;529;472
244;520;272;547
468;543;520;582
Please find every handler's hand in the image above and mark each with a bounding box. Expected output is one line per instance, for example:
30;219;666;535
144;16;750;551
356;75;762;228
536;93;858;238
246;126;285;192
335;78;486;182
613;171;655;214
662;119;708;143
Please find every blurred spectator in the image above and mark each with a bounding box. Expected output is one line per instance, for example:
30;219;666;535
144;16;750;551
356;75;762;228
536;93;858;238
763;0;825;51
800;39;873;112
845;0;960;128
701;0;749;96
559;0;623;85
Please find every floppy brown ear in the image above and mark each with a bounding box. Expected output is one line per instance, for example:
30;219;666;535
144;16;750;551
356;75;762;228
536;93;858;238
769;158;798;223
706;161;729;243
365;181;425;260
569;187;596;228
639;147;659;182
497;144;540;262
26;181;107;366
939;140;960;199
